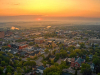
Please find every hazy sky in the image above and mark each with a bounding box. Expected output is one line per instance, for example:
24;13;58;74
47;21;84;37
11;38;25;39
0;0;100;17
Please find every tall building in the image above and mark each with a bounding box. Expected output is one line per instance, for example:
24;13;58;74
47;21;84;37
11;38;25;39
0;31;5;38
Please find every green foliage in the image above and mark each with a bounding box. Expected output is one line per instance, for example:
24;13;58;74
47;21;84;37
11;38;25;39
97;73;100;75
14;72;17;75
81;63;91;73
43;61;47;66
59;61;68;69
60;49;68;58
86;56;89;62
24;61;36;66
79;43;85;49
43;66;62;75
2;46;10;50
44;49;49;53
0;67;4;74
93;56;100;66
15;39;28;42
70;52;77;58
29;42;34;46
16;67;23;73
67;46;75;52
7;72;11;75
23;66;27;73
6;66;13;73
1;61;7;66
14;60;23;67
35;44;39;47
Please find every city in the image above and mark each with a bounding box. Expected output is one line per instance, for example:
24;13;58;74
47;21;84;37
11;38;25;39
0;23;100;75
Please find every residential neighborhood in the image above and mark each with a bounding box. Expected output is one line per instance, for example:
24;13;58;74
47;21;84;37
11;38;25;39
0;24;100;75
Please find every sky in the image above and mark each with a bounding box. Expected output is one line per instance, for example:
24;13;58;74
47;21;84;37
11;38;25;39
0;0;100;18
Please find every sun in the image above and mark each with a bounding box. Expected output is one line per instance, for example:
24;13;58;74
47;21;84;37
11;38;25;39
37;18;41;21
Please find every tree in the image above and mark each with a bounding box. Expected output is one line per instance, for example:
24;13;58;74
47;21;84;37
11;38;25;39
2;46;10;50
1;61;7;66
80;43;85;49
0;67;3;74
16;67;23;73
44;49;49;53
93;57;100;66
70;52;77;58
7;72;11;75
75;70;77;75
24;61;36;67
81;63;92;75
43;61;47;67
86;56;89;62
17;73;22;75
97;73;100;75
14;72;17;75
23;66;27;73
60;49;68;58
6;66;13;73
35;44;39;47
43;66;62;75
29;42;34;46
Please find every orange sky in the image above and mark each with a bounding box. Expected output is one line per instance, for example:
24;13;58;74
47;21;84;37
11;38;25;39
0;0;100;17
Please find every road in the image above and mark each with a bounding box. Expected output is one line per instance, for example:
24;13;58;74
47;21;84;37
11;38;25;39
35;57;43;66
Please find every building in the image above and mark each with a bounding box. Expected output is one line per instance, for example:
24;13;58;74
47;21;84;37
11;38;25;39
34;37;44;44
20;51;29;57
8;43;28;49
89;39;100;44
49;55;55;61
36;66;46;74
0;31;5;38
30;51;40;59
71;57;85;69
5;30;13;37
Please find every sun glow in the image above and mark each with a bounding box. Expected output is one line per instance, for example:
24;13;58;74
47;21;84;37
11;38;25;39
37;18;41;21
0;0;100;17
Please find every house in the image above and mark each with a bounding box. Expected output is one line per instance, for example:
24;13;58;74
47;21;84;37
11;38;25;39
0;31;5;39
10;57;19;62
47;41;57;48
89;55;93;60
55;50;60;54
18;44;28;49
25;46;34;51
5;49;11;52
8;43;28;49
88;63;95;72
75;44;80;48
32;66;37;71
71;57;85;69
30;51;40;59
10;49;18;54
36;66;45;74
3;68;6;73
81;55;86;59
34;37;44;44
64;58;71;64
20;51;29;57
49;55;55;61
67;51;70;56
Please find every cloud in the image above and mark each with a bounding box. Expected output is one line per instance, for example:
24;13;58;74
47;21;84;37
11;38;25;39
47;26;51;29
11;26;19;30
